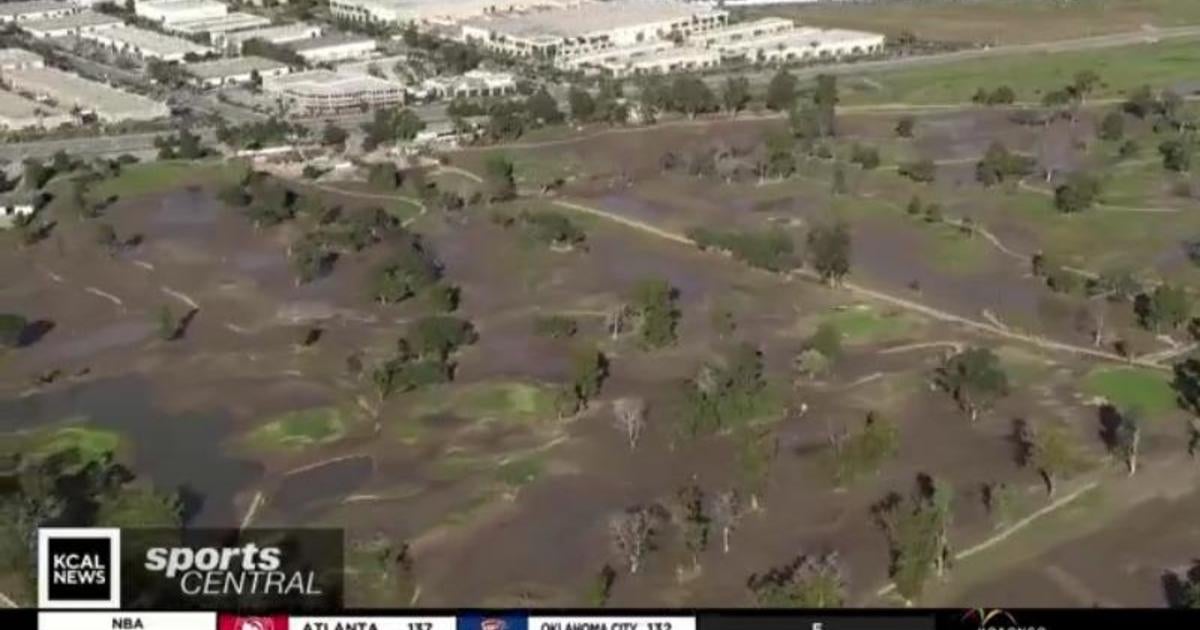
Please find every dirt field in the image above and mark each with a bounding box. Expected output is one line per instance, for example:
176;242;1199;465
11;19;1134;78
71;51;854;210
4;89;1200;607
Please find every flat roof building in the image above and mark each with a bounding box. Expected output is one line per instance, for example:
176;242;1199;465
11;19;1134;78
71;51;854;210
329;0;582;27
289;33;377;64
19;10;122;38
263;69;405;114
135;0;227;24
0;65;170;122
685;17;793;47
167;12;271;37
0;48;45;71
0;1;78;23
0;89;72;129
417;69;515;99
715;27;884;63
185;55;288;87
81;25;214;61
560;40;717;76
223;22;323;51
461;0;728;59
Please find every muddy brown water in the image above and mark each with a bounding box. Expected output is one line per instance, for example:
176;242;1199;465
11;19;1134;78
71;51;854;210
0;375;262;525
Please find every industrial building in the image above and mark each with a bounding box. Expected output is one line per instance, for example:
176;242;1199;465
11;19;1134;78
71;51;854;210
460;0;728;59
0;0;78;23
0;65;170;122
262;69;405;114
329;0;582;28
135;0;228;25
185;55;288;87
0;89;72;130
596;44;719;76
685;17;794;48
166;12;272;37
0;48;45;71
82;25;214;61
19;10;122;38
714;26;884;63
289;33;377;64
223;22;323;51
417;69;515;99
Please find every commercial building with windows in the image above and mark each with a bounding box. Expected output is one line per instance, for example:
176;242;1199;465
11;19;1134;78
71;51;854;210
81;25;214;61
0;0;78;24
329;0;582;28
714;27;884;63
460;0;728;60
289;33;377;64
262;70;406;114
166;12;272;37
684;17;794;48
0;65;170;122
135;0;228;25
19;10;122;38
185;55;288;87
417;69;515;99
222;22;323;51
582;44;718;76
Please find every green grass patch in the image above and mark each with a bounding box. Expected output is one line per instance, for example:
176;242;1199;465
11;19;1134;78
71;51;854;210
0;423;123;472
92;159;246;199
409;381;558;424
243;406;348;452
843;37;1200;106
1082;366;1176;415
822;305;914;344
496;454;545;488
926;224;990;274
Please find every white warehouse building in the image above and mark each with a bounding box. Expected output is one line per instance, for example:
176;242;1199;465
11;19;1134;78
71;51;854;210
0;1;78;24
82;25;213;62
715;27;884;63
460;0;729;60
289;33;377;64
223;23;324;51
135;0;227;24
20;10;122;39
329;0;583;28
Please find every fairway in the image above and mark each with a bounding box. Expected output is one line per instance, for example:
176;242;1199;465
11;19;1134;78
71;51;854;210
840;37;1200;106
1083;366;1176;415
761;0;1200;45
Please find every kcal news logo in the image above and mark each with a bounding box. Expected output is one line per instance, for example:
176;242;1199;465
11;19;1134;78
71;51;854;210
38;528;122;609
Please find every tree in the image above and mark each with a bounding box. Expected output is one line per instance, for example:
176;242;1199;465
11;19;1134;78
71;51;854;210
975;141;1034;186
609;507;656;574
849;143;881;170
934;347;1009;422
1101;406;1142;476
525;88;563;125
673;484;708;570
1159;138;1192;172
830;411;900;486
873;479;953;604
1053;172;1101;213
898;159;936;183
1071;70;1100;103
94;223;119;255
569;345;609;408
290;234;335;285
321;123;348;149
1136;284;1191;332
669;73;716;118
95;485;182;528
710;490;744;553
367;162;400;190
0;313;28;348
813;74;838;137
806;220;852;285
1099;111;1125;142
155;305;178;341
765;69;797;112
1016;419;1088;496
895;115;915;138
722;76;751;116
567;85;596;122
737;427;777;511
483;154;516;202
1123;84;1158;119
409;316;477;360
630;278;680;349
748;552;847;607
22;159;51;190
613;397;647;450
368;237;442;304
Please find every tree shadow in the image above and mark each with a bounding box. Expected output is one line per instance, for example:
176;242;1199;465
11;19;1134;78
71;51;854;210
171;308;199;341
18;319;54;347
1097;404;1122;452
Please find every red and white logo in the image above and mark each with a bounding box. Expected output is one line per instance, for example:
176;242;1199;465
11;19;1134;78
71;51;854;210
218;614;289;630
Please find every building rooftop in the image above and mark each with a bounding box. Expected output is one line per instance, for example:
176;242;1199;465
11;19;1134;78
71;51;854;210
169;12;271;35
20;10;121;32
289;32;376;52
0;1;73;18
717;27;883;51
0;88;65;122
185;55;286;79
462;0;720;40
223;22;323;47
0;48;43;67
138;0;228;13
265;69;402;96
88;25;212;57
2;66;168;120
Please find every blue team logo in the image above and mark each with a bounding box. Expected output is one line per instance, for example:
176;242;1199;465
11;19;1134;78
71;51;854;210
459;614;526;630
